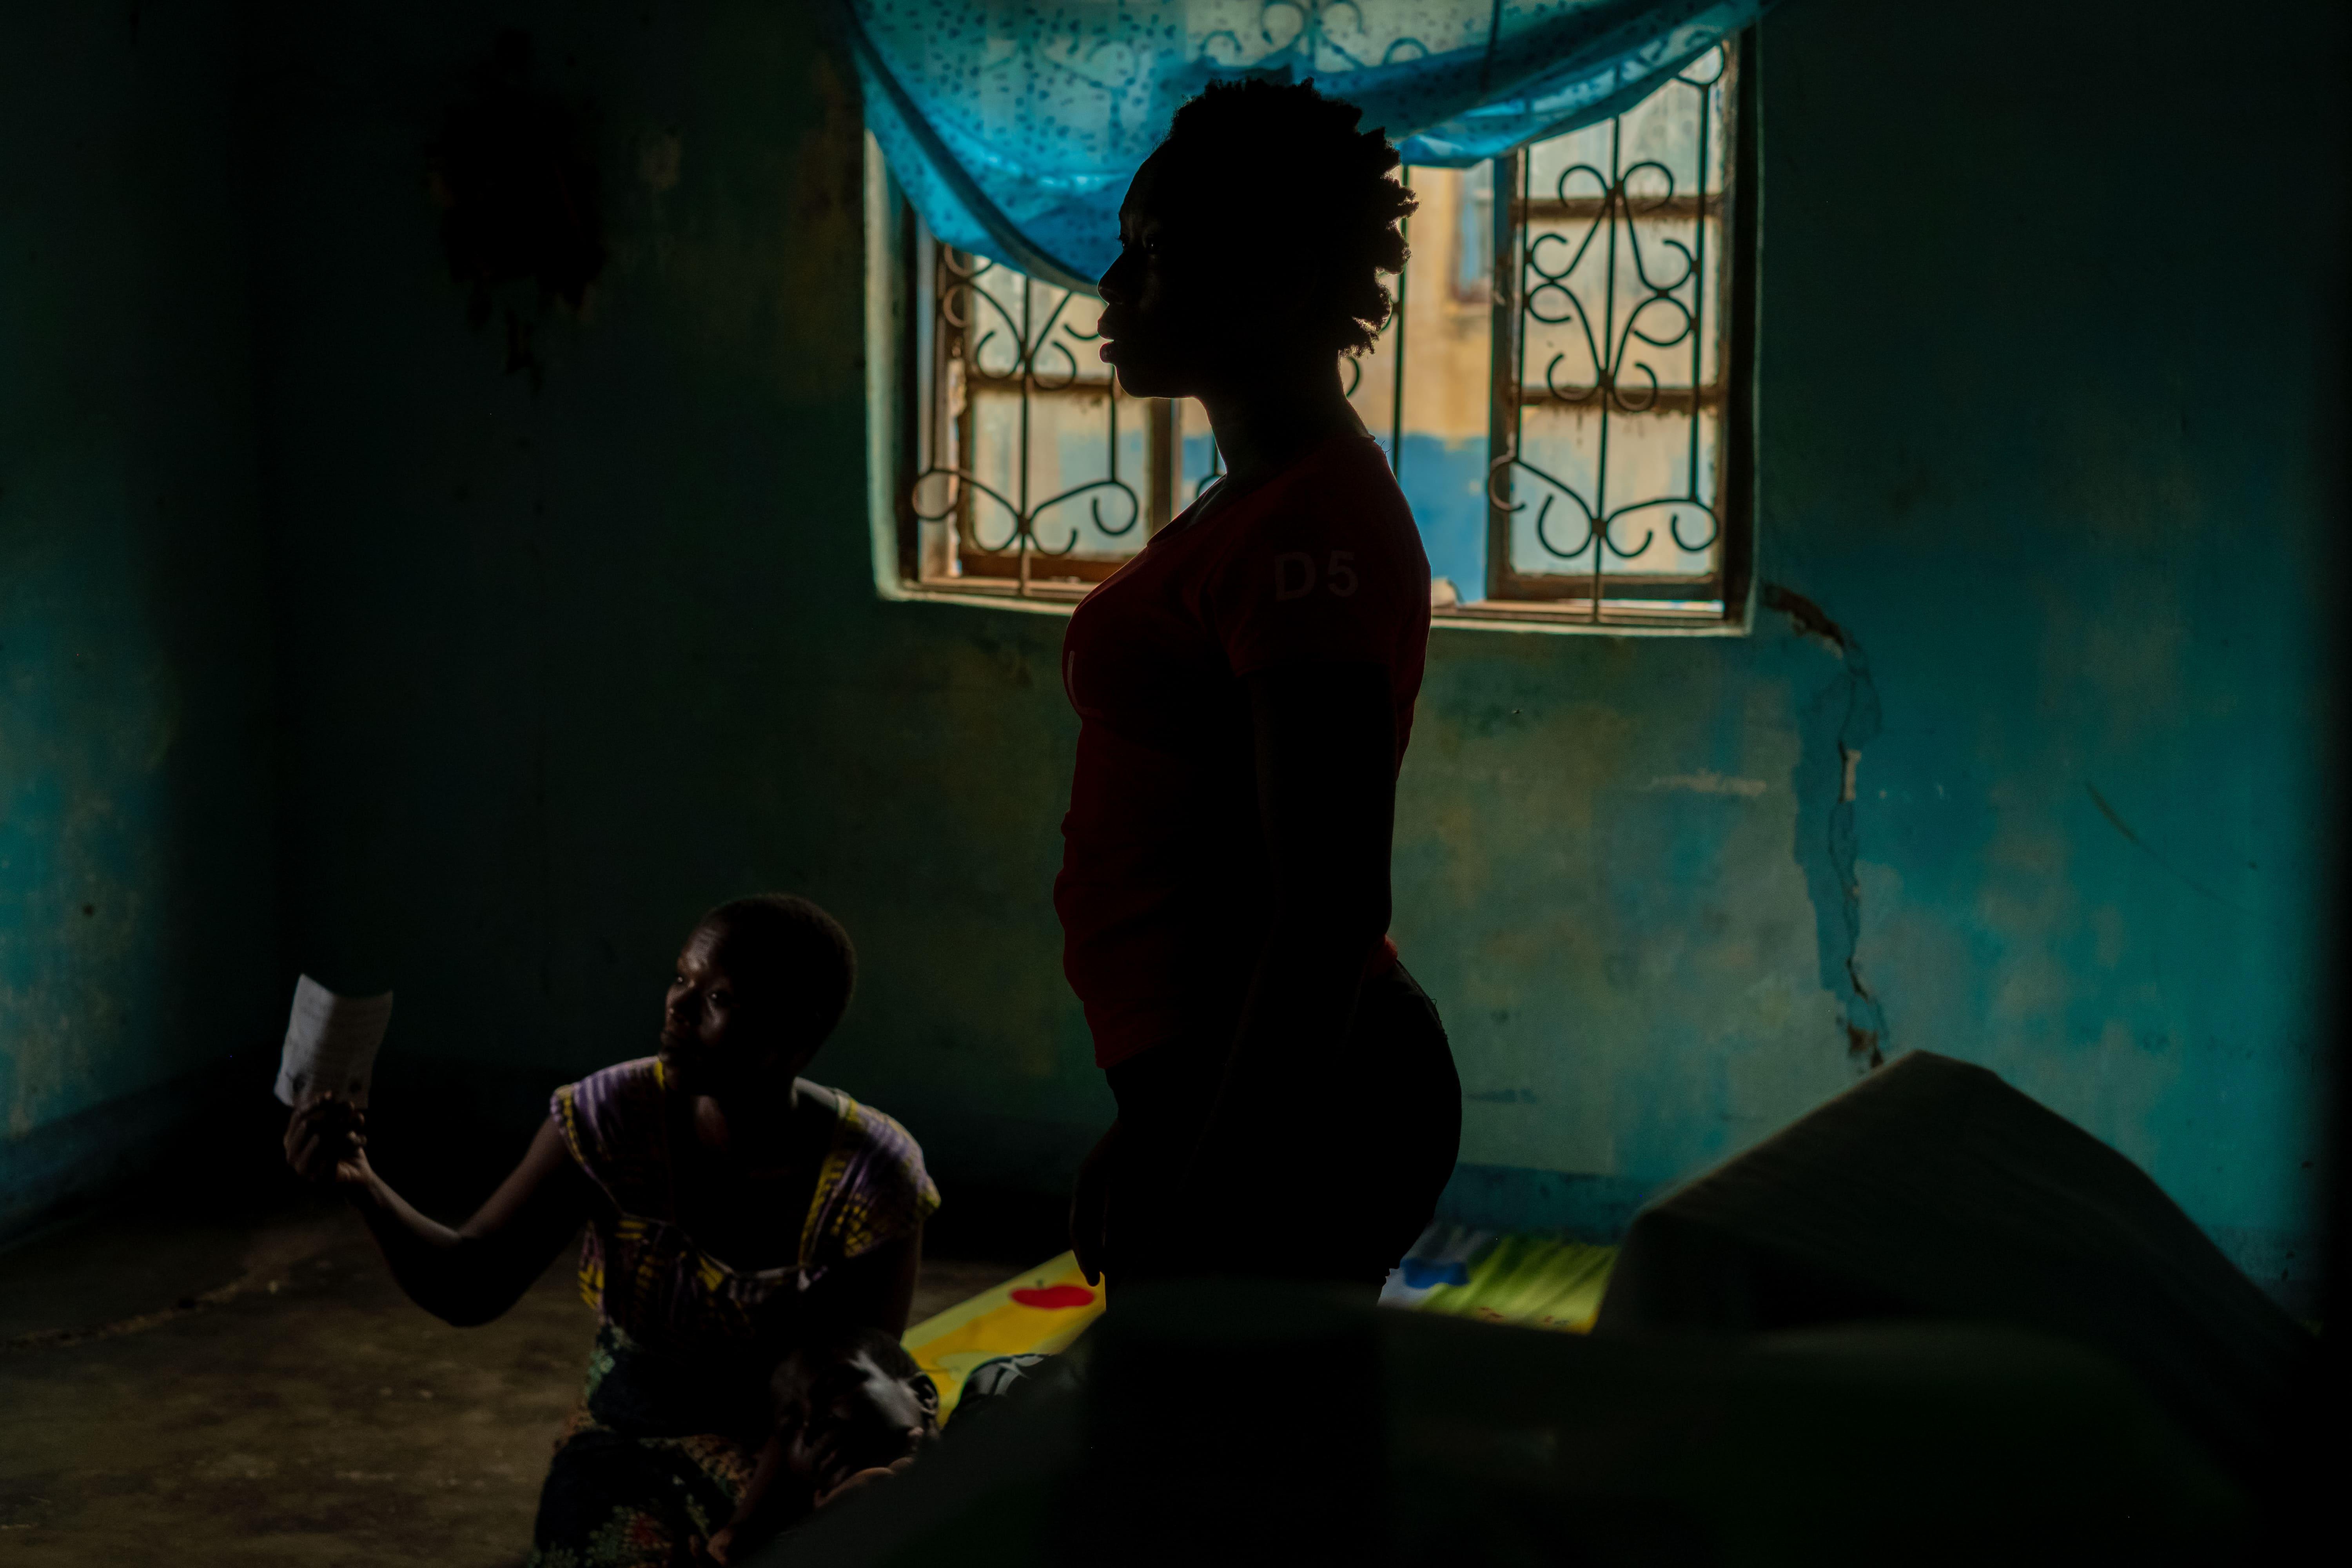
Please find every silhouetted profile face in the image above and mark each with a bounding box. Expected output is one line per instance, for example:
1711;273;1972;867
1095;80;1416;404
1097;149;1240;401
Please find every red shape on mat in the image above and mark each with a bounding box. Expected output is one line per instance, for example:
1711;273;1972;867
1011;1284;1096;1310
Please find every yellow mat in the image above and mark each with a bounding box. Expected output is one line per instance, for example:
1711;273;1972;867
904;1233;1618;1421
902;1252;1105;1419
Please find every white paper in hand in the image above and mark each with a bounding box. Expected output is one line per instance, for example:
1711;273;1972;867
274;975;394;1108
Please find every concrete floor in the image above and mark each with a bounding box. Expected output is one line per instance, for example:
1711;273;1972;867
0;1187;1019;1565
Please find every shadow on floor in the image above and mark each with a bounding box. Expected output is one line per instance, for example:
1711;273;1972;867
0;1169;1031;1565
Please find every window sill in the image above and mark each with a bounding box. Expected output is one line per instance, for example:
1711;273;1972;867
878;577;1752;636
879;575;1093;618
1434;598;1752;637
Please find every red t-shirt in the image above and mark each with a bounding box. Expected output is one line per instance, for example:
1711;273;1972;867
1054;432;1431;1069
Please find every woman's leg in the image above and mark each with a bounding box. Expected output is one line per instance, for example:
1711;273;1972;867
531;1330;758;1566
530;1429;750;1566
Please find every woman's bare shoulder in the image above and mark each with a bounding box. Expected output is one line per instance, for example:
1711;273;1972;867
554;1057;669;1198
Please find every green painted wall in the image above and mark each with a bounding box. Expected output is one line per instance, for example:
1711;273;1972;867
250;0;1117;1200
14;0;2325;1302
0;1;280;1240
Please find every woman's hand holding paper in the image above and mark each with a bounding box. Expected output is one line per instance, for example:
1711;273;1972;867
283;1092;371;1187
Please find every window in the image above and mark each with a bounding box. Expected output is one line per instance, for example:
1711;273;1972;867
894;245;1172;600
871;42;1754;630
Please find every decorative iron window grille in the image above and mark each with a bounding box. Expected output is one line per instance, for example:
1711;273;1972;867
1476;45;1753;626
884;41;1754;628
899;243;1171;600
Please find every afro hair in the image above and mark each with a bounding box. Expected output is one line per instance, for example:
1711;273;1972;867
1154;76;1416;356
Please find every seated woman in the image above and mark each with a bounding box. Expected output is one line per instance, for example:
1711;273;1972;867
282;895;936;1566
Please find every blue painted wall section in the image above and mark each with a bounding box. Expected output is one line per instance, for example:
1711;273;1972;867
0;0;2339;1320
0;2;280;1242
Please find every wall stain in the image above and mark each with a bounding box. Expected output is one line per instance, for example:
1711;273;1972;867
428;31;607;386
1765;583;1886;1069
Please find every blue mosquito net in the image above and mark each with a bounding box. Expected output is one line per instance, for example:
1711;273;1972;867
843;1;1775;292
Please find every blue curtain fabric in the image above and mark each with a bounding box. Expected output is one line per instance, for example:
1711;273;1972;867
844;1;1773;291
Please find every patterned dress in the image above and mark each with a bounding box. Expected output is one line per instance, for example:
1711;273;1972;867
528;1058;938;1568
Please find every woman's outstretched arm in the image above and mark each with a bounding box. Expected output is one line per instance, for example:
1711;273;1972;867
285;1096;599;1327
1192;659;1397;1179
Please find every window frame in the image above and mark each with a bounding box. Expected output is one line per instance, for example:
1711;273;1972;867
1460;40;1758;632
864;36;1758;635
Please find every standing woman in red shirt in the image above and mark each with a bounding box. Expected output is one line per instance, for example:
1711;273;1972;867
1060;79;1460;1296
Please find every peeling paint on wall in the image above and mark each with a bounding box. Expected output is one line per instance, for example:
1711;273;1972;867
1765;584;1887;1070
428;29;608;385
1645;771;1769;797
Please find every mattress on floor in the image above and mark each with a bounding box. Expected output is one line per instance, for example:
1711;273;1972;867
1595;1049;2320;1501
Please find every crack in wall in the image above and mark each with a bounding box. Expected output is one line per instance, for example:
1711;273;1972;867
1765;584;1887;1070
2083;782;2250;913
